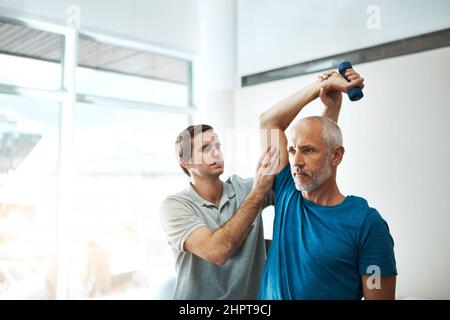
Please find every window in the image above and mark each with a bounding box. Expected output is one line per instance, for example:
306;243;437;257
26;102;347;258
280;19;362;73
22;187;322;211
76;36;190;106
0;16;194;299
69;103;188;298
0;21;62;91
0;94;60;299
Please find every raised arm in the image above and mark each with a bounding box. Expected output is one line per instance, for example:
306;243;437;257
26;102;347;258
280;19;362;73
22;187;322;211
259;69;364;173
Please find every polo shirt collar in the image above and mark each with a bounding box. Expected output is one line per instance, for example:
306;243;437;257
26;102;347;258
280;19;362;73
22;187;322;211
186;180;236;208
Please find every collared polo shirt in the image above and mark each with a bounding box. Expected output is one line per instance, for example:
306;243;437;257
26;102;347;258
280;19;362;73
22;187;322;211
160;175;272;299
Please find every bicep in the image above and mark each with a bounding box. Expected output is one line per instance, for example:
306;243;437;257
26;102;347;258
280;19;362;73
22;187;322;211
277;131;289;173
259;127;288;174
361;275;396;300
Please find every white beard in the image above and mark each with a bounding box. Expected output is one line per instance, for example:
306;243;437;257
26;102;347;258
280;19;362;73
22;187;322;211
295;161;333;193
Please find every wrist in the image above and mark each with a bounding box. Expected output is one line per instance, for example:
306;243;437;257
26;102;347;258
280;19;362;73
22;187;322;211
249;189;266;203
317;78;331;91
310;80;323;95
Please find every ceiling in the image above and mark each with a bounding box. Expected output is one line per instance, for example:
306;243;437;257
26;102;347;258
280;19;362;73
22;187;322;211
0;21;188;84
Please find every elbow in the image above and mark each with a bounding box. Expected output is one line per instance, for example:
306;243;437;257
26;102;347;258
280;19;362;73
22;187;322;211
259;112;270;128
211;256;228;266
209;251;231;266
206;247;232;266
260;111;280;130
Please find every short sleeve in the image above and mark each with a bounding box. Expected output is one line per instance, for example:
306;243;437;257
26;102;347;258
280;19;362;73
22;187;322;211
236;176;273;209
160;196;206;253
358;209;398;276
273;164;294;199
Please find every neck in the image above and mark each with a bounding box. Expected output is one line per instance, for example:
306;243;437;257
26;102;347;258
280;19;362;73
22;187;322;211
301;174;345;206
190;174;223;207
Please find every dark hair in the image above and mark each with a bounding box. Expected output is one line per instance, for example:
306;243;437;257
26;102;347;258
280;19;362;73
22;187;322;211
175;124;213;176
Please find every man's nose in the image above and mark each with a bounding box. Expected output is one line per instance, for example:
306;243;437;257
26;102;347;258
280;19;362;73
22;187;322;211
211;147;223;160
293;151;304;166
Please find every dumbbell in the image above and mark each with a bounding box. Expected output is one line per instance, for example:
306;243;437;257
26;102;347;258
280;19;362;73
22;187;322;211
337;61;364;101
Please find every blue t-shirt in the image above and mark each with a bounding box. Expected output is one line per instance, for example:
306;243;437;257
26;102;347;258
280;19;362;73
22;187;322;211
258;165;397;300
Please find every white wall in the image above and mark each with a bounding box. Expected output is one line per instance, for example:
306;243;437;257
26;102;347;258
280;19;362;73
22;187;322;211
194;0;237;133
234;46;450;299
238;0;450;75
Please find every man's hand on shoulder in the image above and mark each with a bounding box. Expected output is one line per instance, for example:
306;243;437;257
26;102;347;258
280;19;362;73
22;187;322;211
251;145;280;199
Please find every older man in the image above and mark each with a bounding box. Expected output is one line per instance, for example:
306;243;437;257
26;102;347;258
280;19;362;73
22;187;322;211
258;70;397;300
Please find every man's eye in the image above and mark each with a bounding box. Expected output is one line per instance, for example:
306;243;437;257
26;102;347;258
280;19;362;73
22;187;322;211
303;147;313;153
288;147;295;154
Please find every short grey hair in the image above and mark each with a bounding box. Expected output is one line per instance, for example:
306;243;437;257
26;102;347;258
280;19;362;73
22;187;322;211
296;116;343;151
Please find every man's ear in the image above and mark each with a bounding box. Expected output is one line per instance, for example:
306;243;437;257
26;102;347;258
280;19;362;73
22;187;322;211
180;159;192;171
331;146;345;167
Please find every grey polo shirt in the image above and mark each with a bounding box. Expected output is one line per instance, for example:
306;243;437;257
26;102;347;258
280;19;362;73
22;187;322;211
160;175;272;300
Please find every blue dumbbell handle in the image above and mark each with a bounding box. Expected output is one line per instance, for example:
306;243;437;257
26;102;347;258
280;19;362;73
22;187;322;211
337;61;363;101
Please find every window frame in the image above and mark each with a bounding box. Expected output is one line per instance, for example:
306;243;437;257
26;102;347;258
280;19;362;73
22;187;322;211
0;9;196;299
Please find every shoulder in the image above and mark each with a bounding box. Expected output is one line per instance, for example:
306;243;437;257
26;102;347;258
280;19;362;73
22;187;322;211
226;174;254;194
351;196;385;222
160;192;198;216
161;192;193;206
344;195;370;215
363;207;390;232
347;196;389;231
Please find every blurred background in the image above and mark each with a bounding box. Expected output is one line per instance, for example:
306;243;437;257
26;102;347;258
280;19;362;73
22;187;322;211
0;0;449;299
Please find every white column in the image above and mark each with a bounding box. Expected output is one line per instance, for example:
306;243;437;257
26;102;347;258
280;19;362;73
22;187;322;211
193;0;238;174
194;0;237;131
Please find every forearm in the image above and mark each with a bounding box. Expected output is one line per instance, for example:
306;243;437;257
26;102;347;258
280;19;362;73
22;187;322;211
322;104;341;123
362;275;396;300
259;81;322;130
208;190;265;264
